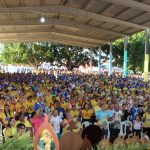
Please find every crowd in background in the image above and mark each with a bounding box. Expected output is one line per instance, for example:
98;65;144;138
0;72;150;145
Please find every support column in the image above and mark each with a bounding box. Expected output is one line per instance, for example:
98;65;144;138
109;43;113;75
90;50;93;72
98;46;101;75
144;29;150;82
123;36;128;78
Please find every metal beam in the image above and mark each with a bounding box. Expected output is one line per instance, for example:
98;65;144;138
0;32;103;46
0;37;94;48
0;18;127;37
101;0;150;13
0;28;108;44
0;5;147;29
0;34;97;48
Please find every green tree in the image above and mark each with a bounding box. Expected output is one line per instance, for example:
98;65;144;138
47;44;97;70
101;32;150;73
128;32;145;73
1;43;98;71
1;43;53;69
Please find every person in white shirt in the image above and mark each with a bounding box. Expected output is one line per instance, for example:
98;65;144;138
50;109;62;139
133;115;143;138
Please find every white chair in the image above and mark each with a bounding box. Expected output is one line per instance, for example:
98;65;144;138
119;121;132;138
82;121;92;129
103;121;111;140
0;123;3;144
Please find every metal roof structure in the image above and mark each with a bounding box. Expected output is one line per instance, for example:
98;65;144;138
0;0;150;48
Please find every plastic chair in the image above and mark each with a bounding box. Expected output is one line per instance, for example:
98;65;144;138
103;121;111;140
82;121;92;129
0;123;3;144
119;121;132;138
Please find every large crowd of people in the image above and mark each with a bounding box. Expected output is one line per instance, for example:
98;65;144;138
0;71;150;146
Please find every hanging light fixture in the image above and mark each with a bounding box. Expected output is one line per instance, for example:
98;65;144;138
40;13;45;23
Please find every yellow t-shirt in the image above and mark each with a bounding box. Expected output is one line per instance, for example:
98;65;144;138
45;96;53;107
0;101;5;113
25;101;34;113
5;127;17;138
16;102;24;113
93;106;101;113
81;109;93;119
143;112;150;128
15;120;31;128
73;122;82;133
61;102;68;110
0;111;14;125
70;110;79;118
91;100;98;107
56;96;60;102
10;103;17;112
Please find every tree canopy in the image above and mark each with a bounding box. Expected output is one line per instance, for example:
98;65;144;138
0;43;97;70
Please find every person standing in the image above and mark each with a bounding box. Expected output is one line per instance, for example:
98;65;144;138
50;109;62;139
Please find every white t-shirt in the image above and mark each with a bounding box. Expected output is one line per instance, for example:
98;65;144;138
50;115;62;134
114;110;122;121
133;120;142;130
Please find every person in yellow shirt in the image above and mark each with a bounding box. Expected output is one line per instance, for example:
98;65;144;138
16;123;30;139
45;93;53;107
143;108;150;138
10;98;17;112
15;113;31;131
0;98;5;113
25;96;35;114
91;99;98;108
16;97;25;113
72;117;82;133
0;104;14;127
81;103;93;123
4;117;17;139
60;97;68;111
69;105;79;119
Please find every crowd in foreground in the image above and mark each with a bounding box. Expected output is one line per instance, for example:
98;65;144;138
0;72;150;146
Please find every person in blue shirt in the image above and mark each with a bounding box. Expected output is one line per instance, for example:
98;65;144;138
33;96;45;112
96;104;111;138
130;101;142;122
96;104;111;122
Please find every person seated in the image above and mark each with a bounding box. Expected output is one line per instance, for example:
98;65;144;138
15;113;31;131
16;123;29;138
4;117;17;139
15;106;29;120
0;104;14;127
69;105;79;119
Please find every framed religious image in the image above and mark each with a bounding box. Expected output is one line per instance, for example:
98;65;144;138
34;115;59;150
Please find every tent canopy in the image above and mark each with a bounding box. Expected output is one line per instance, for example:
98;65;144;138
0;0;150;48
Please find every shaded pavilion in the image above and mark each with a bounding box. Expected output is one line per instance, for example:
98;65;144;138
0;0;149;80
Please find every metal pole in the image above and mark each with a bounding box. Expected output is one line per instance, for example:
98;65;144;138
109;43;113;75
123;36;128;78
98;46;101;75
144;29;150;82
